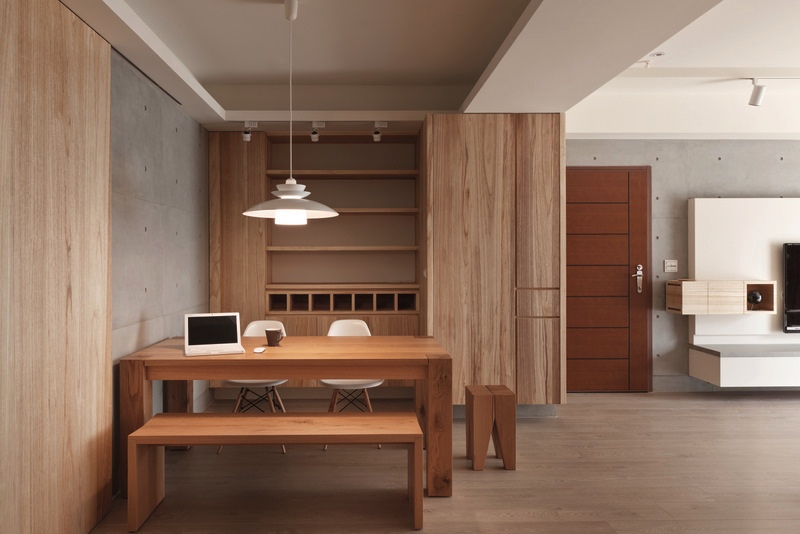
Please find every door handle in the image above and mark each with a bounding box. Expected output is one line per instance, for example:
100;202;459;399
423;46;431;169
632;264;643;294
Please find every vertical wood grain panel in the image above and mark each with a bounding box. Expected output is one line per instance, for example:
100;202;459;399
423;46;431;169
1;0;112;530
515;114;565;404
516;114;562;289
516;319;561;403
516;290;560;317
210;132;267;327
418;123;429;335
426;114;516;403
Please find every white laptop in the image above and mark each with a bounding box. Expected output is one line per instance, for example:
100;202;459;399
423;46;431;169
184;312;245;356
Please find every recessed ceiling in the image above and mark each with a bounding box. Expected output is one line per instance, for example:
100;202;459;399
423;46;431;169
62;0;800;138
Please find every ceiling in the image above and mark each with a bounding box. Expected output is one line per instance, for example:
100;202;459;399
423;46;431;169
62;0;800;138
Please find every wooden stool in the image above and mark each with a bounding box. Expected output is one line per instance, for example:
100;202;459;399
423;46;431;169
465;384;516;470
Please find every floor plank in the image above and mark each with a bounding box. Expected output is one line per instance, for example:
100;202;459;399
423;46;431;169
93;392;800;533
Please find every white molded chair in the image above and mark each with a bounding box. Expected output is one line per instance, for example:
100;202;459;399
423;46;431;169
320;319;384;449
217;320;288;454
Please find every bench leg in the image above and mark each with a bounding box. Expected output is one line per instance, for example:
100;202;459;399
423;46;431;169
466;385;493;470
408;438;423;530
488;385;516;470
128;441;165;532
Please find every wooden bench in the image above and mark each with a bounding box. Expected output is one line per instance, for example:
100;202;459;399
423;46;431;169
465;385;516;470
128;412;424;531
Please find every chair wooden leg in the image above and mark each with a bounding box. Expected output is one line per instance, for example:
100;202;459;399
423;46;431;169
324;389;340;450
327;389;339;412
363;389;374;412
362;389;381;449
263;388;287;454
272;388;287;413
218;388;247;454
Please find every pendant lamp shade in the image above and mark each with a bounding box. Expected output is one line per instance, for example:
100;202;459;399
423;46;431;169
243;0;337;225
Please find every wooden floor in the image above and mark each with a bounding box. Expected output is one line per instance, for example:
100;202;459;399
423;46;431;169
92;392;800;533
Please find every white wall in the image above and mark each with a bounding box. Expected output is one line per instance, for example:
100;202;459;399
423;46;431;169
690;198;800;344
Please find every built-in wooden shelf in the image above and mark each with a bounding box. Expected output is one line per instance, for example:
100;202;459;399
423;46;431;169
264;131;422;328
266;169;418;179
334;208;419;215
266;245;419;252
266;285;419;314
666;279;777;315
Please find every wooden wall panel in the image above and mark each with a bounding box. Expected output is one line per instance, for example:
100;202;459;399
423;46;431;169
209;132;267;327
426;114;517;403
568;328;629;359
517;319;561;402
515;114;565;404
517;290;560;317
567;204;629;234
566;170;629;202
567;266;629;296
1;0;112;530
566;235;628;265
516;114;562;289
567;359;630;391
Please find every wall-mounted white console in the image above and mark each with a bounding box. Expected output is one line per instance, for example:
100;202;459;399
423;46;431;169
690;344;800;387
666;280;776;315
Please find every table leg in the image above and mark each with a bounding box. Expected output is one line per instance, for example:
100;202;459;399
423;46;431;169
119;359;152;498
425;354;452;496
414;380;427;449
163;380;193;451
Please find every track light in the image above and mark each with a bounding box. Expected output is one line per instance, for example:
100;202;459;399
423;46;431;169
373;121;387;142
749;79;766;106
242;120;257;142
310;121;324;142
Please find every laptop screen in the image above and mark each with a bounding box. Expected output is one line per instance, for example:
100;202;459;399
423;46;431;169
186;314;240;346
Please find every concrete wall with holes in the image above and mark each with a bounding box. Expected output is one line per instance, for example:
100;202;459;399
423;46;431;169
110;51;210;411
567;139;800;391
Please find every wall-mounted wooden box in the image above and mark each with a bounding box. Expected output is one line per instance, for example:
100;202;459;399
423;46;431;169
666;279;776;315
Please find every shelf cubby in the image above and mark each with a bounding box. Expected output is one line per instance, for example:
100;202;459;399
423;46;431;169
311;293;331;312
266;286;418;315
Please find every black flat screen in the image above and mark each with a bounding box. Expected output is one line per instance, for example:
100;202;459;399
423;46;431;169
187;315;239;345
784;243;800;332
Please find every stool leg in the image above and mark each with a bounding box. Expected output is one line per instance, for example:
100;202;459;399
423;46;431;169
465;390;474;460
466;386;493;470
489;385;516;470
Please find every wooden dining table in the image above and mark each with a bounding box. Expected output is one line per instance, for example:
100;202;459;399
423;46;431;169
119;335;453;497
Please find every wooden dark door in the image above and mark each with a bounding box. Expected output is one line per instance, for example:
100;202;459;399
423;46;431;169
566;167;652;392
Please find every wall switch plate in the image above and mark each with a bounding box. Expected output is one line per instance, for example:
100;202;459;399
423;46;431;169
664;259;678;273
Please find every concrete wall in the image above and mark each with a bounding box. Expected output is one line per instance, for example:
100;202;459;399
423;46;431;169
111;51;210;411
567;139;800;391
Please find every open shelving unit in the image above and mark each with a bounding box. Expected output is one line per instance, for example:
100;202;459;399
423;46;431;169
264;130;423;334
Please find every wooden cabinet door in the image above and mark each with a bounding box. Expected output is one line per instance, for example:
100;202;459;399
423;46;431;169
426;114;517;402
566;167;652;392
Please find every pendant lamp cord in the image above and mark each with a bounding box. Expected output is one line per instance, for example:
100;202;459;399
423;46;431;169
288;14;293;180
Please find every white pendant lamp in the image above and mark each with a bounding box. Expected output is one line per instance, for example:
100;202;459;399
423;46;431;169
243;0;337;225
